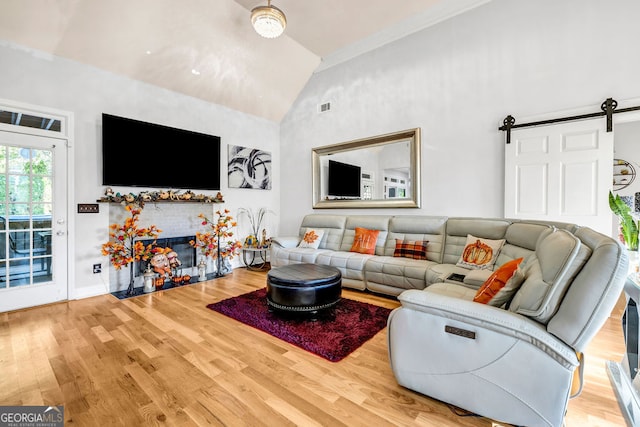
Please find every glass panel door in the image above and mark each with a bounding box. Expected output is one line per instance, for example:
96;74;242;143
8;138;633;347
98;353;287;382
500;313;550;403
1;145;53;287
0;129;67;312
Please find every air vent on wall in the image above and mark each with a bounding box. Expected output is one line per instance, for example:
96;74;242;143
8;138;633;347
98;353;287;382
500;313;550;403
318;102;331;113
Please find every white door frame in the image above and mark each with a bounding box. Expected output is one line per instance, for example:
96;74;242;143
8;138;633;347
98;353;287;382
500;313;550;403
0;98;75;306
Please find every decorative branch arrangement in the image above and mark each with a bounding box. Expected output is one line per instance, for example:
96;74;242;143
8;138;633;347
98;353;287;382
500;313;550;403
237;207;274;247
101;205;162;295
190;210;243;277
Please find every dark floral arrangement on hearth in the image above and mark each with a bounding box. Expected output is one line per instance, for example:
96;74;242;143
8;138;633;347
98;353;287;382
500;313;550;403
190;209;242;277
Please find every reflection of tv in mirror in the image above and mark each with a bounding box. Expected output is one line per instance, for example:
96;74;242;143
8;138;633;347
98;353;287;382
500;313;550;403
328;160;361;198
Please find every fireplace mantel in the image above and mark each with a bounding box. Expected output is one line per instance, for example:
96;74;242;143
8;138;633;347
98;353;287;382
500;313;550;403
97;189;225;206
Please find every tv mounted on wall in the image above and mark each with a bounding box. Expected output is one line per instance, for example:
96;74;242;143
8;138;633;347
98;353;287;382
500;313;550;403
328;160;361;198
102;113;221;190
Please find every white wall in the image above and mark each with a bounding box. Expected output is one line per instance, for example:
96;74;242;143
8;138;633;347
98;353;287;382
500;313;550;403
0;41;280;297
279;0;640;235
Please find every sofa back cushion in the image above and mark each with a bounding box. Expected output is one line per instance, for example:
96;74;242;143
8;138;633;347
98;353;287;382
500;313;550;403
508;228;592;324
442;218;511;266
547;227;627;351
386;216;447;262
494;222;552;267
299;214;347;251
339;216;391;255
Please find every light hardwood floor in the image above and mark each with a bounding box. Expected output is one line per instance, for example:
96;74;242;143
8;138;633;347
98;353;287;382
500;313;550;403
0;267;628;426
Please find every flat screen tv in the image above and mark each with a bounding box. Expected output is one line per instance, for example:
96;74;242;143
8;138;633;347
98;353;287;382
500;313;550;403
328;160;361;198
102;113;221;190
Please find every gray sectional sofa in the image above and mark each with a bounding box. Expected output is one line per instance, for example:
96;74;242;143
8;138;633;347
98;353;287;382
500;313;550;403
270;213;628;427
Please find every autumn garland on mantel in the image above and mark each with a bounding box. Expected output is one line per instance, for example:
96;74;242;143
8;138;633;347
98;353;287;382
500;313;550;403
98;187;225;207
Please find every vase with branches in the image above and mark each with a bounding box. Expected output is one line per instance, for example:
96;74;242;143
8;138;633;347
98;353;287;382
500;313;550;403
237;207;274;247
101;205;162;295
190;209;242;277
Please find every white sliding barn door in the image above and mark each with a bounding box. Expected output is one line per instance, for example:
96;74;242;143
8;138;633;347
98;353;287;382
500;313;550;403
504;119;613;235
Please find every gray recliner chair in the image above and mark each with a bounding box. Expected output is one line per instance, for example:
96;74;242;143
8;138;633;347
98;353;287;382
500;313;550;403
387;226;628;427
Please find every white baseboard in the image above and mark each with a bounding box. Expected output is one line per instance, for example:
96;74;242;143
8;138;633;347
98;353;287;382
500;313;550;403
71;284;110;300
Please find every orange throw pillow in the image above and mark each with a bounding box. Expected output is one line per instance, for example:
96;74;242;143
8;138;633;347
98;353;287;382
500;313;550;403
473;257;524;306
350;227;380;255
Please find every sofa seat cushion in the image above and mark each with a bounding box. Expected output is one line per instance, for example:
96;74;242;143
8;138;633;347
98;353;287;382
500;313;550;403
315;251;374;282
364;256;436;292
270;245;333;267
463;269;495;287
424;282;477;300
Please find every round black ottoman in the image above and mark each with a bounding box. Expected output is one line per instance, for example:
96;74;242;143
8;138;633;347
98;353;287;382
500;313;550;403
266;263;342;317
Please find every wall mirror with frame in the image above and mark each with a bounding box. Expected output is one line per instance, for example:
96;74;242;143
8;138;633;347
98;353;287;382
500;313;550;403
312;128;421;208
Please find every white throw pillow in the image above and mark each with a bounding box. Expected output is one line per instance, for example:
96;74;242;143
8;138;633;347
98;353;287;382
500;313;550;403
298;228;325;249
456;234;505;270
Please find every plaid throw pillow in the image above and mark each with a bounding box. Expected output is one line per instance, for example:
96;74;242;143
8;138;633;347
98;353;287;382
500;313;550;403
393;239;429;260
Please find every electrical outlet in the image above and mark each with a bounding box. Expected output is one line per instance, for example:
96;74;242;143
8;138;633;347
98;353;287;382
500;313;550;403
78;203;99;213
93;263;102;274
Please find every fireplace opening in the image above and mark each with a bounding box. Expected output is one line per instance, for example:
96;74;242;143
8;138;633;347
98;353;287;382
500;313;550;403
134;235;196;277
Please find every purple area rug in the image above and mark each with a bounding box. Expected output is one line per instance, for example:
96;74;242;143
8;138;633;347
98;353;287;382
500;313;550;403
207;288;392;362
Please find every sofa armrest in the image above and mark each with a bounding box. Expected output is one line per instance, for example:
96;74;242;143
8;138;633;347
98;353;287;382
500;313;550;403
389;289;579;426
271;236;300;249
397;289;578;365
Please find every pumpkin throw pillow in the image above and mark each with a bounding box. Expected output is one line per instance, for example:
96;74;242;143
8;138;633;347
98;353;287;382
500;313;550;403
394;239;429;260
298;228;325;249
456;234;505;270
350;227;380;255
473;257;525;307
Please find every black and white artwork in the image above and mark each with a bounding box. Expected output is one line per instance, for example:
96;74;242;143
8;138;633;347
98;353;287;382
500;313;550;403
228;145;272;190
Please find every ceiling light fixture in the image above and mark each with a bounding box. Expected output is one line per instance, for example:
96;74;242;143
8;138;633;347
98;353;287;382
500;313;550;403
251;0;286;39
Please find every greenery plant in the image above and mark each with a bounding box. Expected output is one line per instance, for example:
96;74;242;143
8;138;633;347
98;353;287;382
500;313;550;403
609;191;639;251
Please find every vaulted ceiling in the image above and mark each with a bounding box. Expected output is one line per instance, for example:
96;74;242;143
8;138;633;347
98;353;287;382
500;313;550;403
0;0;490;122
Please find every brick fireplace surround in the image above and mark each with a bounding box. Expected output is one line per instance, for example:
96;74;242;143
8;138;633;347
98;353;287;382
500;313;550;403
107;202;223;293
